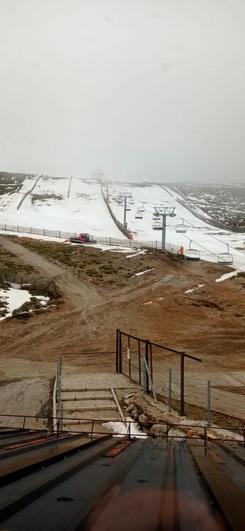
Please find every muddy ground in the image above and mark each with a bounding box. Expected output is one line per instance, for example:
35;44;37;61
0;234;244;422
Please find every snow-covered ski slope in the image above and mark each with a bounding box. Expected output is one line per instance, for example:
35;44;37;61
108;183;245;271
0;176;245;270
0;176;123;238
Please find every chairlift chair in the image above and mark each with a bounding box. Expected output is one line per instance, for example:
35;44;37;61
217;252;234;265
135;209;143;219
152;220;162;230
185;248;200;261
217;244;234;266
176;219;187;234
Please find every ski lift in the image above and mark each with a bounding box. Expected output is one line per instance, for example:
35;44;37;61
217;244;234;265
152;219;162;230
185;241;200;261
129;197;134;205
176;218;187;234
138;204;145;213
135;209;143;219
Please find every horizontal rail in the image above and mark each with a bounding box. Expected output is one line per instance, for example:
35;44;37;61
119;330;202;361
0;413;244;434
0;223;179;252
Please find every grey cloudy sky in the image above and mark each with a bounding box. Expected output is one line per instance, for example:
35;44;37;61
0;0;244;182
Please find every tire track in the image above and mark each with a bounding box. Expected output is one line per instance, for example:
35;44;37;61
16;175;43;211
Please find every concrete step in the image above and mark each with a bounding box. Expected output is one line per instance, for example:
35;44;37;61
64;406;117;414
62;399;116;410
62;409;120;422
61;395;113;402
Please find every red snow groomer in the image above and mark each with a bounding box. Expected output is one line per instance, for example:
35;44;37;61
69;233;97;244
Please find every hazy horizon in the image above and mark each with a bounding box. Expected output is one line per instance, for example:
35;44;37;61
0;0;245;183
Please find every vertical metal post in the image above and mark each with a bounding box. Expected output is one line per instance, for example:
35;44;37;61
207;380;211;427
145;341;150;393
123;196;127;228
127;336;131;379
180;353;185;416
138;340;141;385
119;331;122;373
149;343;153;386
161;214;166;250
204;426;207;448
168;368;172;412
91;420;94;441
60;403;64;432
116;329;119;373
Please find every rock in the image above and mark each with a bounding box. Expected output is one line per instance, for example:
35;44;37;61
150;423;168;438
131;407;139;420
124;397;133;405
125;403;135;413
138;413;149;426
124;393;135;400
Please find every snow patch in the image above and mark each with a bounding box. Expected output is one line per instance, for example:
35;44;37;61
0;287;49;320
104;418;147;438
215;270;239;283
133;268;156;277
126;250;147;258
185;284;205;294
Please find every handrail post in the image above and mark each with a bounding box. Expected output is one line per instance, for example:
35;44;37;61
204;426;207;449
168;369;172;412
60;403;63;433
180;353;185;416
22;416;26;430
145;340;150;393
91;420;94;441
116;329;119;373
118;330;122;374
207;380;211;427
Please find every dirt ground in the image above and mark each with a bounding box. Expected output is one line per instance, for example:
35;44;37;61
0;234;244;422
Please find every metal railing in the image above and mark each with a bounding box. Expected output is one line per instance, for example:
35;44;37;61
0;412;244;445
0;223;179;253
116;329;201;416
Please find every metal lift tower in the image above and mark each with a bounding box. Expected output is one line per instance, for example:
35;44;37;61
119;192;133;229
152;206;176;250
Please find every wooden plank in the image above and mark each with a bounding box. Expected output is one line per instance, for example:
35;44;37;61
111;387;126;423
189;442;245;531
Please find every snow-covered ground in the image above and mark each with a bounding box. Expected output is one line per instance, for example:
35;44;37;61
108;183;245;271
0;175;36;212
0;286;49;320
0;176;245;271
0;177;123;239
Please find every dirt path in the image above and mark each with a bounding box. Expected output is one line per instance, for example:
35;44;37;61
0;235;104;309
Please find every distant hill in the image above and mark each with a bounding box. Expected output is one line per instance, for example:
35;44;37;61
0;171;35;183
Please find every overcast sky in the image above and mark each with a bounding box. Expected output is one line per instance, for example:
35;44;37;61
0;0;244;182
